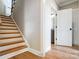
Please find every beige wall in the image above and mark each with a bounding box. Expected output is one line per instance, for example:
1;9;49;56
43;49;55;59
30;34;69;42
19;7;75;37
60;1;79;10
13;0;41;51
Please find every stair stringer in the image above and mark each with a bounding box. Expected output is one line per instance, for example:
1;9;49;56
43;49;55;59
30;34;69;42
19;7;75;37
11;16;30;48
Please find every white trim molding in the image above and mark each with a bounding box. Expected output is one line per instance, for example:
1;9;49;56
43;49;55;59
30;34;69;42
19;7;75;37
28;48;43;57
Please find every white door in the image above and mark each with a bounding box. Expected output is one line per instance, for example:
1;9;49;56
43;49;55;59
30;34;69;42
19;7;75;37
57;9;72;46
4;0;12;16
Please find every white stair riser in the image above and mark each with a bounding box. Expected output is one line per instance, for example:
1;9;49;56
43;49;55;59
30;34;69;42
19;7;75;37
0;30;19;33
0;38;23;44
0;42;25;51
0;34;21;38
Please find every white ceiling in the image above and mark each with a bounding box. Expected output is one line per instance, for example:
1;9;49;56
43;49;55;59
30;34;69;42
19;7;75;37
55;0;78;7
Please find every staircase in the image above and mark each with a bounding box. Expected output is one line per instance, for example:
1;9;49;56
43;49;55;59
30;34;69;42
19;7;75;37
0;16;29;59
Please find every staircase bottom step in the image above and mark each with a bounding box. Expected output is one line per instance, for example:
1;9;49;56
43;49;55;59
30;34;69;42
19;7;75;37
0;46;27;56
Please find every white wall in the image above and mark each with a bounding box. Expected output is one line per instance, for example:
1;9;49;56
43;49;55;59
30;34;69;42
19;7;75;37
0;0;12;16
72;9;79;45
3;0;12;16
0;0;5;15
13;0;41;52
51;0;59;11
24;0;41;51
41;0;52;54
41;0;58;54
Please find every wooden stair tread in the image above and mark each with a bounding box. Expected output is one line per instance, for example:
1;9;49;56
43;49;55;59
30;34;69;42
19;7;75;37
0;46;27;56
0;41;24;46
2;20;14;22
0;28;18;30
1;17;11;19
2;19;13;21
0;15;6;17
0;24;16;27
2;18;12;20
0;26;17;28
0;36;22;40
0;15;7;16
1;16;10;17
2;22;15;24
2;23;15;25
0;24;17;27
0;32;20;34
1;16;11;19
2;20;14;23
2;21;14;24
0;30;19;33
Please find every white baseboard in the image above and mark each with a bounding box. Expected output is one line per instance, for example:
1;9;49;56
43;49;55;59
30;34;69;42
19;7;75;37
0;48;28;59
28;48;43;57
45;46;51;53
0;48;44;59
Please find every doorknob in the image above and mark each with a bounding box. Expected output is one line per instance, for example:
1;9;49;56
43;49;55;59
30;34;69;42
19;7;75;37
70;28;72;30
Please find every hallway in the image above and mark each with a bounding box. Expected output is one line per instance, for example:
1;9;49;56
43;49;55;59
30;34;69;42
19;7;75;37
0;0;79;59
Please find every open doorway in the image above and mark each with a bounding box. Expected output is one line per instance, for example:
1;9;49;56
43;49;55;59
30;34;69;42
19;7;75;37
0;0;16;16
51;8;57;45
